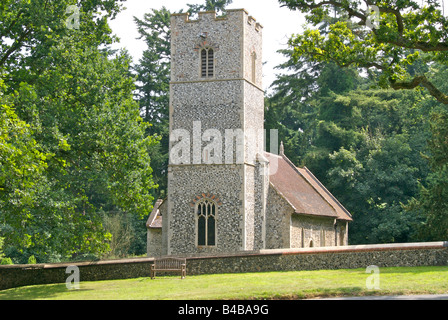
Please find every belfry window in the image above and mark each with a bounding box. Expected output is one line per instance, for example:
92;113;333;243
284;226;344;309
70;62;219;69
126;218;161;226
196;199;216;246
201;48;214;78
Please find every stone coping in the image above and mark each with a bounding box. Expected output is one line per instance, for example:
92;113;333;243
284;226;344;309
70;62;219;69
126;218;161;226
183;241;448;260
1;242;446;270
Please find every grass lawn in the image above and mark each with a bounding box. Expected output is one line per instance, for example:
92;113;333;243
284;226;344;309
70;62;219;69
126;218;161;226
0;266;447;300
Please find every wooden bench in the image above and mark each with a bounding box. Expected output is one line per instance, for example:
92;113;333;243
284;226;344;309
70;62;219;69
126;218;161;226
150;257;186;279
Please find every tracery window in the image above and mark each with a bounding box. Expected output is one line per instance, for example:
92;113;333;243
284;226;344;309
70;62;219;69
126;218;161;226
196;199;216;246
201;48;214;78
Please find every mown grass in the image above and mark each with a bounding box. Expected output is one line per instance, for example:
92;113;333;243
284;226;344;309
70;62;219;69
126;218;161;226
0;266;447;300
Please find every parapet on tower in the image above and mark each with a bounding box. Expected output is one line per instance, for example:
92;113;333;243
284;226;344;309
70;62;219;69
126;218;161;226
170;9;263;89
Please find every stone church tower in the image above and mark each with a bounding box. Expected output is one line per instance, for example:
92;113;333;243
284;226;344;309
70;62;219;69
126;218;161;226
166;9;265;255
146;9;353;257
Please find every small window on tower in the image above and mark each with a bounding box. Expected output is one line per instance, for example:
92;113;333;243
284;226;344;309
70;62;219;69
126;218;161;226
201;48;214;78
251;52;257;83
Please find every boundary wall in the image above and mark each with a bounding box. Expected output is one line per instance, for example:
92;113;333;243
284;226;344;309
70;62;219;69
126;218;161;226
1;242;447;291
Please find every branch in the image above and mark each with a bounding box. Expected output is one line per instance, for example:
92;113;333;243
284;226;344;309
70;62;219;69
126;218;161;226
387;38;448;52
0;9;24;40
0;28;32;68
283;0;448;51
301;47;448;104
303;0;368;23
391;76;448;104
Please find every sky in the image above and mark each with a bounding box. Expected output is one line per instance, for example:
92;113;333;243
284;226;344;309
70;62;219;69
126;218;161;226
108;0;306;92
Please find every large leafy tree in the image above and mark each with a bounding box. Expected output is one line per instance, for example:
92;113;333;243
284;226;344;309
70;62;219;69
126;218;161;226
0;0;158;263
269;77;431;243
0;0;124;72
323;88;430;243
267;18;432;243
279;0;448;104
270;2;448;242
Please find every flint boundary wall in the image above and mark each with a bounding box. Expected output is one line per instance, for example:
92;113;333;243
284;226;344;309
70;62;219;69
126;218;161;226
1;242;447;291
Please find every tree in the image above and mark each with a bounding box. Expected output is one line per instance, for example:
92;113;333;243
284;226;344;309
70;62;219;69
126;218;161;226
0;81;49;208
0;1;158;262
0;0;124;72
0;80;52;257
187;0;233;15
0;236;4;262
267;29;432;243
134;8;171;198
267;19;362;164
408;64;448;240
279;0;448;104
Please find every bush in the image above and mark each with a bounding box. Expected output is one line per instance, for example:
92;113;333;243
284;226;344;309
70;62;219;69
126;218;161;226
28;255;37;264
1;257;13;265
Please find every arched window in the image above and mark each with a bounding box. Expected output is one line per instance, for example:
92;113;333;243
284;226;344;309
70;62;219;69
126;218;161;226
309;239;314;248
201;48;214;78
196;199;216;246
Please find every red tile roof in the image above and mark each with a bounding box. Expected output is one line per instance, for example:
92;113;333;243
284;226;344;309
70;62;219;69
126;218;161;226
266;152;352;221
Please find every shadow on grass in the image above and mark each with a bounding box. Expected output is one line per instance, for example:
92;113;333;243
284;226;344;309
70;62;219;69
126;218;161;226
0;284;92;300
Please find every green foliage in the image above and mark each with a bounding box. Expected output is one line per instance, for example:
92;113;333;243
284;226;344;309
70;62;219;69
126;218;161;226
187;0;233;15
27;255;37;264
314;88;429;243
268;34;434;243
134;8;171;199
0;0;158;262
0;84;49;209
410;110;448;241
0;257;13;265
404;64;448;241
268;4;448;243
280;0;448;104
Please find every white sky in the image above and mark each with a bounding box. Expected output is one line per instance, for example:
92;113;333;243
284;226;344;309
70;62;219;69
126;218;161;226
108;0;306;92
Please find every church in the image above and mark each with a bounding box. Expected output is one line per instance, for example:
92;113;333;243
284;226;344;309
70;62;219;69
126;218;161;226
146;9;352;257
